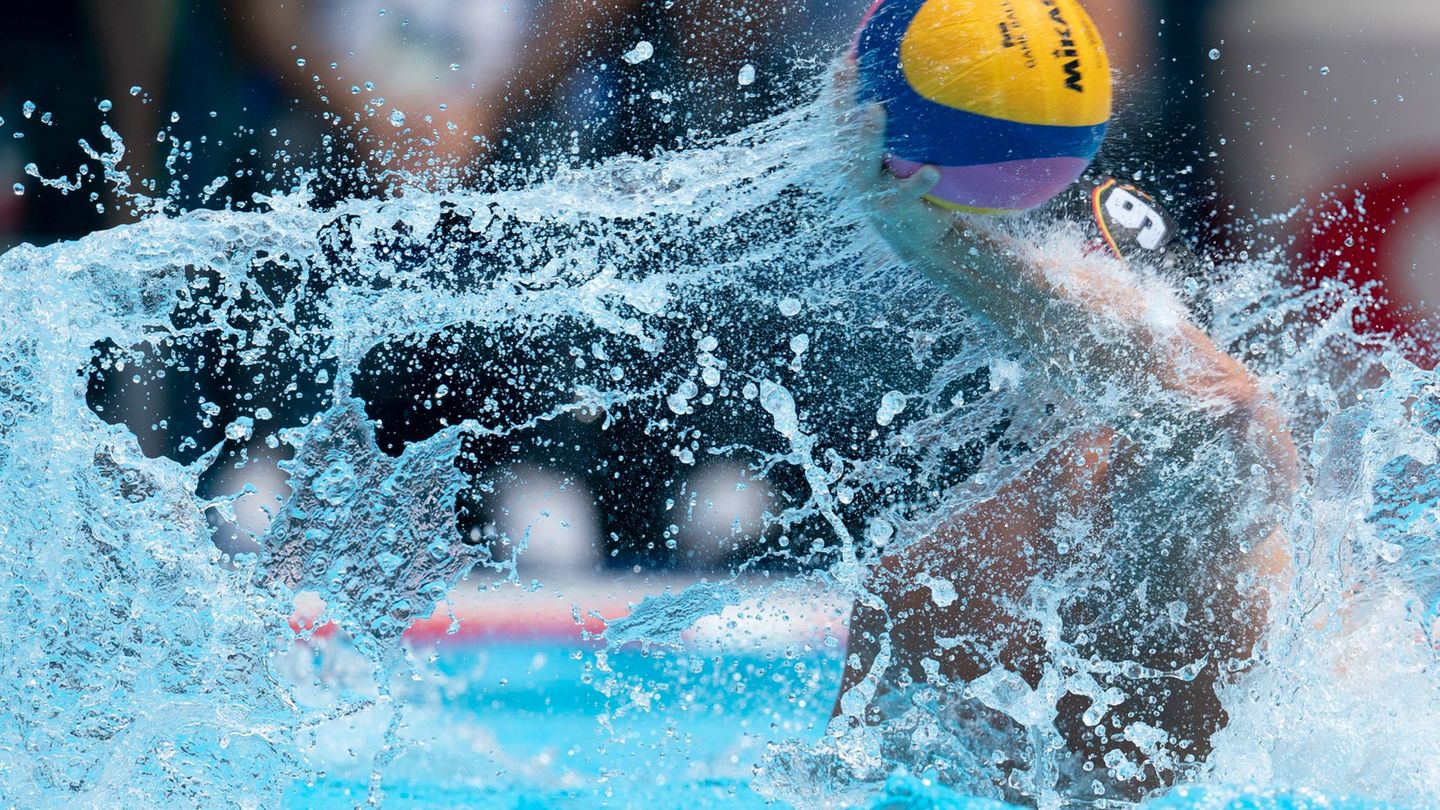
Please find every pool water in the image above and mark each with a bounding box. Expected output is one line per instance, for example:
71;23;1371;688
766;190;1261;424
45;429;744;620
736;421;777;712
284;641;838;807
279;639;1406;809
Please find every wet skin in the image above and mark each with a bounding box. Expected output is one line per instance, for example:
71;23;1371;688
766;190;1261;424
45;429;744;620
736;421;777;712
829;60;1299;794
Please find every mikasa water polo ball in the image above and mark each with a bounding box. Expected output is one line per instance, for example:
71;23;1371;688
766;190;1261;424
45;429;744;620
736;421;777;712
854;0;1113;213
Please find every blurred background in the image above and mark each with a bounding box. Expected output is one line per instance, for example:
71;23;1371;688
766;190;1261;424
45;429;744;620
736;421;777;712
13;0;1440;591
19;1;1440;247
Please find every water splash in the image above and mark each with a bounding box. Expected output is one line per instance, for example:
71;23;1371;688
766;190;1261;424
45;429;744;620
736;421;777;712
0;75;1437;809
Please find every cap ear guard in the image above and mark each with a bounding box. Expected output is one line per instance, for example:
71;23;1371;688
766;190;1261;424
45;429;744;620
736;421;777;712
1091;179;1178;262
1084;178;1214;328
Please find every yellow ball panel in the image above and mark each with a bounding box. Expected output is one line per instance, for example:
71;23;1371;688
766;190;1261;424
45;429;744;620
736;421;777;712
899;0;1111;128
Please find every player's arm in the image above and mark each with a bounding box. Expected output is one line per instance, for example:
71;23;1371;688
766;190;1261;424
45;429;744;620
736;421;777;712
841;97;1298;535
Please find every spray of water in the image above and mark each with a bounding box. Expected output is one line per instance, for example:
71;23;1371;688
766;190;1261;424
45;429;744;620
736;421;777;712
1;72;1437;808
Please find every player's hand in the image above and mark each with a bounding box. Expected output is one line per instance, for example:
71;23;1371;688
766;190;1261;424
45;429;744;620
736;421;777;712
830;58;1054;331
830;58;956;259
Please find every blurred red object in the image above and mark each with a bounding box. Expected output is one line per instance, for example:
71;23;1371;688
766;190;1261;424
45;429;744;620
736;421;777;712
1295;163;1440;369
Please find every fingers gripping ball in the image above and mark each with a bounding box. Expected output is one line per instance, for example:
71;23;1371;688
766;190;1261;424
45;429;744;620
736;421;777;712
854;0;1112;214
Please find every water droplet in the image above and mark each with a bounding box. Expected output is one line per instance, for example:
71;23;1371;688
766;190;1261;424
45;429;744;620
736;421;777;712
917;573;957;607
449;63;461;72
389;109;407;127
1208;48;1221;61
296;57;307;68
876;391;908;426
666;380;699;415
622;41;654;65
737;64;756;86
1320;65;1330;75
97;99;112;113
129;85;142;96
865;518;894;547
22;101;35;119
224;417;254;442
1082;704;1107;726
11;183;23;196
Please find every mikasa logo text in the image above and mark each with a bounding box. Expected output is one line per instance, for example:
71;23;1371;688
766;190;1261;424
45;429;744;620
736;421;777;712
1042;0;1085;93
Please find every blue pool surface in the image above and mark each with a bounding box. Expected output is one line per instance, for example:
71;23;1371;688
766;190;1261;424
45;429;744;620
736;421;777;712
280;643;1404;809
285;642;840;808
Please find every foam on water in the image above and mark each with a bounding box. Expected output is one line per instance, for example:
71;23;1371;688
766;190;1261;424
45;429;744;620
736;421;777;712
1;78;1437;808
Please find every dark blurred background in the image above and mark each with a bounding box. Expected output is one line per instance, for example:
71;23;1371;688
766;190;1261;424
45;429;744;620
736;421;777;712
9;2;1440;284
0;0;1260;246
16;0;1440;577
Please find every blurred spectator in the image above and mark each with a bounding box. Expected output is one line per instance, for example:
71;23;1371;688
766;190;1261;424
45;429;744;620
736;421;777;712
234;0;538;180
234;0;883;176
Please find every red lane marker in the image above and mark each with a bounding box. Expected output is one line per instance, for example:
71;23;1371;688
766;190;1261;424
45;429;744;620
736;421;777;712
288;610;610;645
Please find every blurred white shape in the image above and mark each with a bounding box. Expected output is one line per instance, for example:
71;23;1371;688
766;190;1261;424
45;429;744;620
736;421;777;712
1213;0;1440;328
675;461;773;567
205;454;292;557
315;0;528;102
492;464;600;577
1212;0;1440;212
